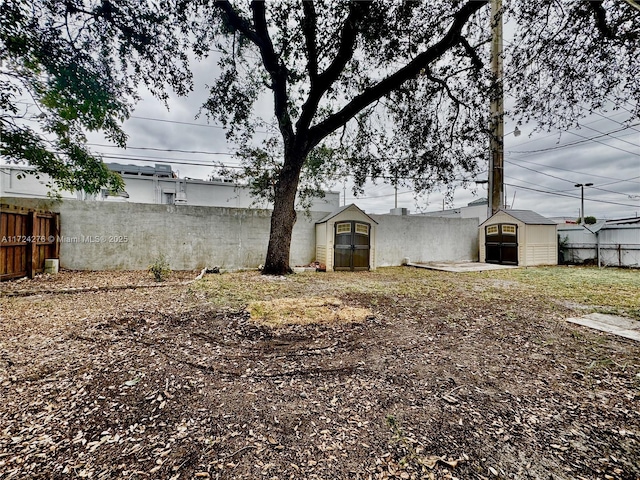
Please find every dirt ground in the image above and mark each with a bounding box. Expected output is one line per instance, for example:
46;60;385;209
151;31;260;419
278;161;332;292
0;268;638;480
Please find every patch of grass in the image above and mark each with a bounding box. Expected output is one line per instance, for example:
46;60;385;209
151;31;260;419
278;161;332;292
148;254;171;282
193;266;639;323
247;297;371;327
479;266;640;320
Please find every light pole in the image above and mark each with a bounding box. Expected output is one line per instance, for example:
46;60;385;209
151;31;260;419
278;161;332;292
575;183;593;224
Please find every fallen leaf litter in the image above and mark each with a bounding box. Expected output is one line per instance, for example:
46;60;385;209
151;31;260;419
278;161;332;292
0;269;638;479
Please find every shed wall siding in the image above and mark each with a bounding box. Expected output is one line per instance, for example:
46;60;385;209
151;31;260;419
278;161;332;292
315;224;327;266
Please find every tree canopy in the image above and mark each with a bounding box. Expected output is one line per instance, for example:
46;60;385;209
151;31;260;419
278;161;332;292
0;0;189;194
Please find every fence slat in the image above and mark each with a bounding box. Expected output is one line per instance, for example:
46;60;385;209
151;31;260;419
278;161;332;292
1;206;59;281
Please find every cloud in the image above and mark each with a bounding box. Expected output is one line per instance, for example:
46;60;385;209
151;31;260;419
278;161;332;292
84;53;639;221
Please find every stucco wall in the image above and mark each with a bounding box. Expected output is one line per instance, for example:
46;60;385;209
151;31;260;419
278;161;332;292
1;198;479;271
371;214;478;266
1;198;324;270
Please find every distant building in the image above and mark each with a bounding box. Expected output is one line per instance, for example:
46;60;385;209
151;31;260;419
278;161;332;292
0;163;340;212
418;197;489;224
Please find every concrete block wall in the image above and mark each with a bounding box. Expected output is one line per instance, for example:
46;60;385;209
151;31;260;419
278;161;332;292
1;198;324;270
1;198;479;271
371;214;479;266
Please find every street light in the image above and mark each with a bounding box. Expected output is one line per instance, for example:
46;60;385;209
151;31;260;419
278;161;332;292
487;125;521;218
575;183;593;224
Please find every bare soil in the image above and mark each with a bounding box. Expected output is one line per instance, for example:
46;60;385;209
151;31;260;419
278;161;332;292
0;268;638;480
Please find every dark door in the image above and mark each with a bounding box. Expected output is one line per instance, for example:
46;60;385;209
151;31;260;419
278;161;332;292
485;223;518;265
334;221;370;271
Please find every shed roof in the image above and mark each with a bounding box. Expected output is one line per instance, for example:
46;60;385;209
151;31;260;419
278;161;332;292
481;209;556;226
316;203;378;224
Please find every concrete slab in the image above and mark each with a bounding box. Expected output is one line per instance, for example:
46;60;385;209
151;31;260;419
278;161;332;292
407;262;519;273
566;313;640;342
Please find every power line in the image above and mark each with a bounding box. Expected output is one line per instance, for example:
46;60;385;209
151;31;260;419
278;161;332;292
591;185;640;198
596;175;640;188
347;190;415;200
505;160;577;185
508;123;640;156
589;110;640;133
504;173;568;191
505;182;639;208
89;142;237;156
504;156;640;185
564;128;640;157
128;115;271;134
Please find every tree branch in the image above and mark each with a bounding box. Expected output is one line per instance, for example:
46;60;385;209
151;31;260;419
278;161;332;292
460;37;483;70
302;1;318;84
307;0;487;149
316;1;368;89
423;67;470;108
251;1;295;150
214;1;295;148
587;1;614;39
295;1;370;144
213;1;260;44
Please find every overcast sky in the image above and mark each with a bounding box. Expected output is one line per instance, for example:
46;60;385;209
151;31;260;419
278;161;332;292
86;66;639;221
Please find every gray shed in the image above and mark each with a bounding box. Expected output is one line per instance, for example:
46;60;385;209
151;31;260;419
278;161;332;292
479;210;558;266
315;204;378;271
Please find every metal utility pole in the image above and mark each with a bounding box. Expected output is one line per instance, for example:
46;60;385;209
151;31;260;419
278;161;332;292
575;183;593;224
342;181;347;206
394;169;398;209
488;0;504;217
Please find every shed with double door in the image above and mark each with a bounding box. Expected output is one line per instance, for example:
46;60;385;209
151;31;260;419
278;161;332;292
479;210;557;266
315;204;377;271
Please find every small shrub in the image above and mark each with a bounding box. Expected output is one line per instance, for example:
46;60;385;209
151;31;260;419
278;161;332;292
576;216;597;225
148;254;171;282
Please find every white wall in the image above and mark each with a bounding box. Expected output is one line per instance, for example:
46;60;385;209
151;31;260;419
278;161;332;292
0;165;79;200
419;203;488;224
372;214;478;266
0;165;340;213
2;198;480;271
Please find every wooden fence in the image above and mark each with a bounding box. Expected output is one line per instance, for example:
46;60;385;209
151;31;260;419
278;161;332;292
0;205;60;281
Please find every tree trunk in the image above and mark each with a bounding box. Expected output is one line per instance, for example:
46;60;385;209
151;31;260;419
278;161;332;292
262;155;304;275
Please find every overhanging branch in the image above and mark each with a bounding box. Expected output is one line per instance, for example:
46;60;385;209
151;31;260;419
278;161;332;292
295;1;370;139
214;1;295;148
302;1;319;83
307;0;488;148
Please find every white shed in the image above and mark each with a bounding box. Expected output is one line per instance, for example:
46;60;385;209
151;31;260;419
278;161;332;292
479;210;558;266
315;204;378;271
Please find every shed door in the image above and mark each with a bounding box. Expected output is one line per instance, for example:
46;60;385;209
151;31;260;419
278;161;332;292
334;221;370;271
485;223;518;265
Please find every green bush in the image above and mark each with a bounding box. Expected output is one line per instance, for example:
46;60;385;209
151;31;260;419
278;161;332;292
148;254;171;282
577;216;597;225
